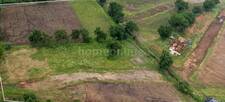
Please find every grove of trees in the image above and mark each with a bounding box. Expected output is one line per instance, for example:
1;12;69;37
108;2;124;23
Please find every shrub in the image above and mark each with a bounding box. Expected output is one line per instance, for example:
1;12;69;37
54;30;69;43
97;0;106;7
175;0;189;11
0;44;4;59
29;30;52;47
176;81;193;95
124;21;139;38
182;12;196;25
110;25;128;41
107;41;122;58
159;50;173;71
23;93;38;102
158;25;173;39
169;13;189;32
108;2;124;23
203;0;217;11
71;29;91;43
192;6;203;14
95;27;107;43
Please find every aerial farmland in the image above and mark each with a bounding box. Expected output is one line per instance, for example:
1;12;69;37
0;0;225;102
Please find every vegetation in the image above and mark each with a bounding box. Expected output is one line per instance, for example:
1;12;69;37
23;93;38;102
0;43;4;59
97;0;106;7
107;41;122;58
108;2;124;23
71;29;91;43
203;0;220;11
54;30;69;44
159;50;173;71
29;30;52;47
124;21;139;39
158;25;173;39
110;25;128;41
175;0;189;12
94;27;107;43
192;6;203;14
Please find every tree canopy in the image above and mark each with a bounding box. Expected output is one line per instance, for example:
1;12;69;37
108;2;124;23
175;0;189;11
110;25;128;41
169;13;189;32
159;50;173;71
158;25;173;39
95;27;107;43
71;29;91;43
125;21;139;38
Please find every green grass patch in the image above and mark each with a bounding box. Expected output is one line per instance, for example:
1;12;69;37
70;0;114;34
32;42;147;74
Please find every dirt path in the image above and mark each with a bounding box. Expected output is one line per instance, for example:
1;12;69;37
180;10;225;81
24;70;163;90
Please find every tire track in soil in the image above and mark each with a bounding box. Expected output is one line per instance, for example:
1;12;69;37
180;10;225;81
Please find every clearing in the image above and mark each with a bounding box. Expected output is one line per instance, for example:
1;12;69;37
0;2;81;44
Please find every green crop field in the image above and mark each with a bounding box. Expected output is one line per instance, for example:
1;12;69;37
71;0;114;34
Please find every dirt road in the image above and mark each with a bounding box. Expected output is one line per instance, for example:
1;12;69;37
180;10;225;81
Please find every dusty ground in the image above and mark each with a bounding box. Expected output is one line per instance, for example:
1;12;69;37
0;2;81;44
22;70;181;102
198;24;225;86
180;10;225;80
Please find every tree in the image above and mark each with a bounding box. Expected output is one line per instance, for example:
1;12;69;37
97;0;106;7
29;30;52;47
159;50;173;71
108;2;124;23
23;93;38;102
158;25;173;39
110;25;128;41
0;44;4;59
169;13;189;32
107;41;122;58
95;27;107;43
175;0;189;11
71;29;91;43
54;30;68;43
203;0;216;11
125;21;139;38
182;12;196;25
192;6;202;14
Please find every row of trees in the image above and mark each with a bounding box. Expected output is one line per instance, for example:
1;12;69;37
158;0;220;39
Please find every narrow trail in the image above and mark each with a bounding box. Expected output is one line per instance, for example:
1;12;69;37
180;10;225;81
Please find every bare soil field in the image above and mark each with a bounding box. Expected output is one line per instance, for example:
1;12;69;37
198;24;225;86
0;2;81;44
180;10;225;80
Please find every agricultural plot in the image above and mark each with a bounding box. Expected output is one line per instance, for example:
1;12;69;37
70;0;114;33
0;2;81;44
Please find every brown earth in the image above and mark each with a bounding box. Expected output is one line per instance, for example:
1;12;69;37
0;2;81;44
198;24;225;86
180;10;225;80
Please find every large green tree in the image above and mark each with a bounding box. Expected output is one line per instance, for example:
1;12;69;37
175;0;189;11
159;50;173;71
71;29;91;43
125;21;139;38
203;0;217;11
108;2;124;23
158;25;173;39
169;13;189;32
110;25;128;41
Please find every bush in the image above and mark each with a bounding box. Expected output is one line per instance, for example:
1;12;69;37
107;41;122;58
169;13;189;32
54;30;69;43
175;0;189;11
203;0;217;11
182;12;196;25
97;0;106;7
158;25;173;39
95;27;107;43
110;25;128;41
159;50;173;71
71;29;91;43
192;6;203;14
176;81;193;95
0;44;4;59
29;30;52;47
23;93;38;102
108;2;124;23
124;21;139;38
